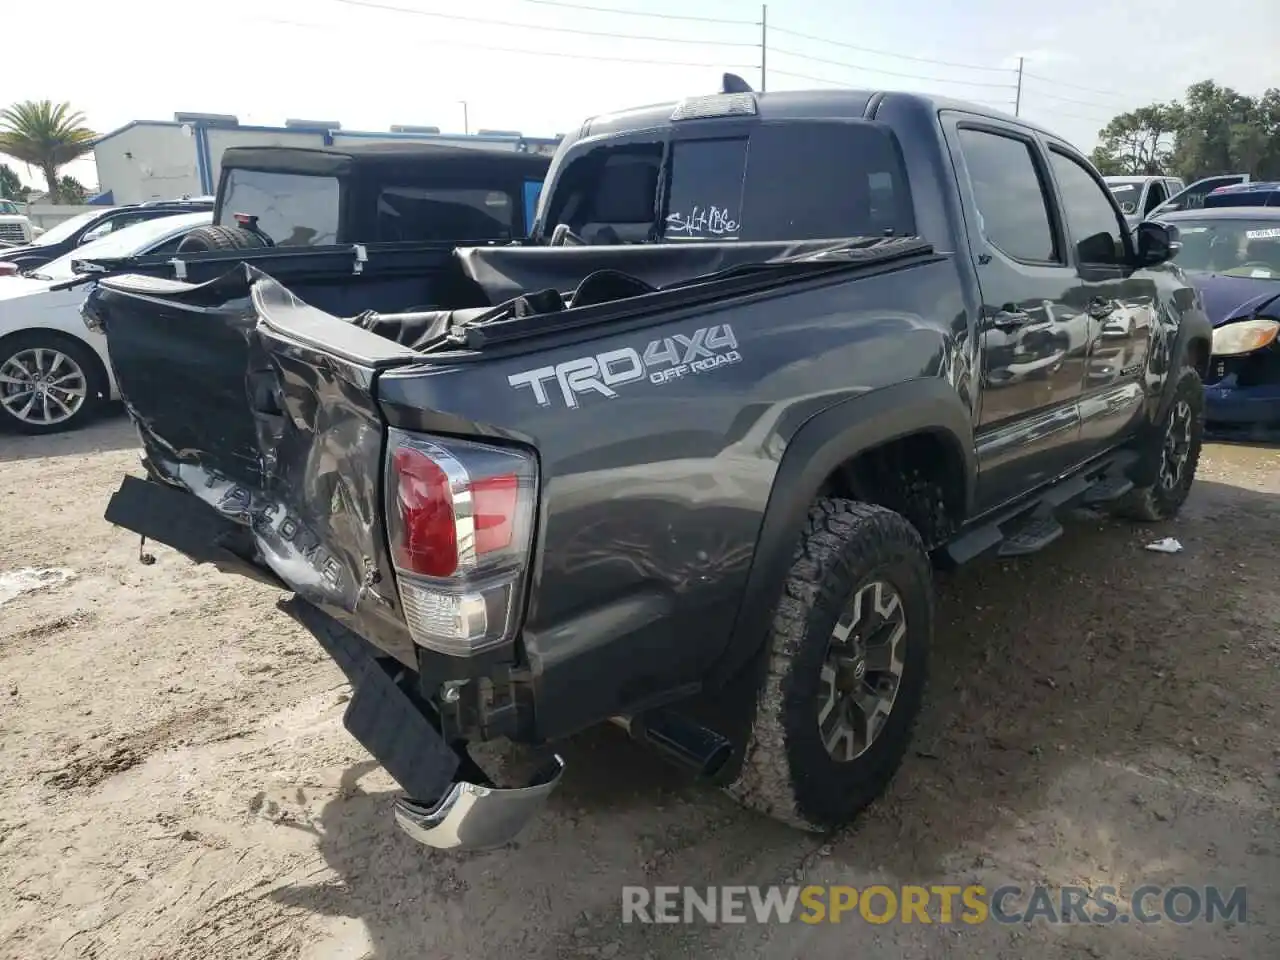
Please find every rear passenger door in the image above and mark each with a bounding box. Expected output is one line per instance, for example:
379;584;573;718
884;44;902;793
943;116;1089;513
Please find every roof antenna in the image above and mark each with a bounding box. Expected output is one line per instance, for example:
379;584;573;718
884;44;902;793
721;72;754;94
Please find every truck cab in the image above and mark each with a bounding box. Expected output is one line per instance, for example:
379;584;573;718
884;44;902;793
1104;175;1186;226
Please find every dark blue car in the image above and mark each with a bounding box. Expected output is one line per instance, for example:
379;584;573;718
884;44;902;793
1157;207;1280;434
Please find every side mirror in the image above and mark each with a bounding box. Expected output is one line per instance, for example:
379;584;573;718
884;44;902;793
80;223;111;244
1134;220;1179;267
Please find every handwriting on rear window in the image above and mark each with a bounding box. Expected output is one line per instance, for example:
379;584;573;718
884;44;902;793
666;204;740;239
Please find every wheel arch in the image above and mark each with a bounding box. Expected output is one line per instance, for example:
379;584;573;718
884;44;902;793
707;378;975;691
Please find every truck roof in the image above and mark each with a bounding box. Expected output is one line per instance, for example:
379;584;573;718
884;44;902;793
576;88;1059;141
219;141;552;180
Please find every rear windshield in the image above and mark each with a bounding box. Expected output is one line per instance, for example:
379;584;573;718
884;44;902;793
1204;189;1278;209
374;185;515;242
218;169;339;246
543;120;914;243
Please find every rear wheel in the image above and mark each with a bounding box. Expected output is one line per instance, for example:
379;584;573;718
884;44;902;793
726;499;933;831
0;332;107;435
1114;366;1204;521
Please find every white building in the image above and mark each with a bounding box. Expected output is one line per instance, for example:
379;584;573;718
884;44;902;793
91;113;562;205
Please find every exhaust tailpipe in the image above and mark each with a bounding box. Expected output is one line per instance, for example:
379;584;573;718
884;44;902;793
612;710;732;778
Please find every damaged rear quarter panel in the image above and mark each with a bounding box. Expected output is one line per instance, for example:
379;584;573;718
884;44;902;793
94;277;419;666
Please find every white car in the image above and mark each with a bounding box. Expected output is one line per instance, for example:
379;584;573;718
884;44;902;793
0;210;211;434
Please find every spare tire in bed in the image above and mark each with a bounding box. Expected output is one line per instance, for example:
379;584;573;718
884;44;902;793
176;225;270;253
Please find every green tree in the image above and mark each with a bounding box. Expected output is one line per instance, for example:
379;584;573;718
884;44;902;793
1169;80;1260;180
1092;104;1183;175
0;163;23;201
0;101;96;203
58;174;88;204
1093;81;1280;182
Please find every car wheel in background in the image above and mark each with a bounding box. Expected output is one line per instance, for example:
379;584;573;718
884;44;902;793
0;332;107;435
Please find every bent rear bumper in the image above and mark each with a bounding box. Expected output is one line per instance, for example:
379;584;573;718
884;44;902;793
393;755;565;850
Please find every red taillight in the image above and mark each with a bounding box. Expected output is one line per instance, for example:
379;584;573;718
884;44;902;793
392;447;457;577
385;431;537;657
0;262;18;277
472;475;518;554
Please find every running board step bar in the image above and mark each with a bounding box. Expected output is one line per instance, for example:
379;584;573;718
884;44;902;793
997;515;1063;557
943;450;1139;565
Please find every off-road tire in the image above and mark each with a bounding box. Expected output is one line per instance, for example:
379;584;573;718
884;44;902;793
726;499;933;832
1114;366;1204;522
175;224;269;253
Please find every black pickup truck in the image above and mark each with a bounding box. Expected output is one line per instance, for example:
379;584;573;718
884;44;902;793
85;82;1211;851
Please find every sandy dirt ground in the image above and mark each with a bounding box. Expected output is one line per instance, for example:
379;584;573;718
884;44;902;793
1;414;1277;960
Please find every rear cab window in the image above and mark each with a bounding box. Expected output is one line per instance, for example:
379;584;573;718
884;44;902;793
374;185;515;243
217;169;340;246
543;120;915;244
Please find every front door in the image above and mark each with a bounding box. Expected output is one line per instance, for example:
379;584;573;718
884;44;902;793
1043;146;1156;454
945;118;1089;513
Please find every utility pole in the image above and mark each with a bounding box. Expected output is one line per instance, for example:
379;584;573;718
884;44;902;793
459;100;470;135
1015;57;1024;117
760;4;767;92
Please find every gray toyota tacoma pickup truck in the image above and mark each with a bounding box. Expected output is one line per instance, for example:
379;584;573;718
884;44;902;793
84;79;1211;851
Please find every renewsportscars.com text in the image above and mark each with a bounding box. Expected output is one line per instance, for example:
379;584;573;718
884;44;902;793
621;884;1247;925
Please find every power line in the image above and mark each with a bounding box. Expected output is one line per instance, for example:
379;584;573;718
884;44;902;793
770;46;1020;90
769;68;1016;110
1022;72;1126;100
322;0;757;46
1020;88;1118;111
513;0;756;25
1022;107;1113;125
770;25;1013;74
249;13;754;68
769;68;848;87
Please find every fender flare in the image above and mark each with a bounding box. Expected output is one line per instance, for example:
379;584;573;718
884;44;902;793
1168;308;1212;389
1130;305;1212;487
707;377;975;690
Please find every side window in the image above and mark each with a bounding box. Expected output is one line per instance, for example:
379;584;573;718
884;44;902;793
374;186;514;243
1048;150;1128;265
956;127;1058;263
218;170;339;246
147;235;187;256
1144;180;1166;214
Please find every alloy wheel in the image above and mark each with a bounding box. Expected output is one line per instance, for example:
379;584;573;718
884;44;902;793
816;579;908;763
0;347;89;427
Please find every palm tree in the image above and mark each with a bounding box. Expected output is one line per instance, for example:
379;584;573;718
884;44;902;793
0;101;96;203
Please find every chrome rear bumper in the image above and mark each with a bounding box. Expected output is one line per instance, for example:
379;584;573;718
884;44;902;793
393;754;565;851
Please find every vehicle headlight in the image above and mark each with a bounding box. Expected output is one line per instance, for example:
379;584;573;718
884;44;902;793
1211;317;1279;357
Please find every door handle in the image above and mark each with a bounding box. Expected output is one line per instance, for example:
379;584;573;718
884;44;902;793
991;309;1032;332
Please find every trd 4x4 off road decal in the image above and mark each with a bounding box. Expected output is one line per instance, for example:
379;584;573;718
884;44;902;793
507;324;741;409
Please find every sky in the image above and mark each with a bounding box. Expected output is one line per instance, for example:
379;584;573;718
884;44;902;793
3;0;1277;191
